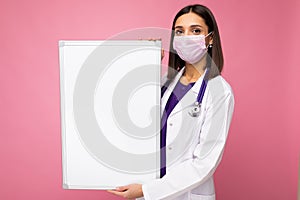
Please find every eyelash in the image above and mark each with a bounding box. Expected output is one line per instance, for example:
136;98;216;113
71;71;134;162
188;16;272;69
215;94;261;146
175;29;202;35
175;30;183;35
193;29;201;34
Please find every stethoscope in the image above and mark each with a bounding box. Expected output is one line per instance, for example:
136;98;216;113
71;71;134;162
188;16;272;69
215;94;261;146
188;67;210;117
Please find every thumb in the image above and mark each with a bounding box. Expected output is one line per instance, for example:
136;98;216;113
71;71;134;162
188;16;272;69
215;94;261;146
115;185;129;191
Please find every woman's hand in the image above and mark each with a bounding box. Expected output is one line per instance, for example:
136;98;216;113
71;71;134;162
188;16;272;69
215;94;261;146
107;183;143;200
161;47;165;60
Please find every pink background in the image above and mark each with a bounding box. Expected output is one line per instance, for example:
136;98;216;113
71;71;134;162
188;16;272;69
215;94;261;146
0;0;299;199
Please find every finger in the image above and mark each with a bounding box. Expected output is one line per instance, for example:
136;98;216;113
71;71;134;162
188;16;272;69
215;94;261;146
148;38;162;41
116;185;129;191
161;48;165;60
106;190;125;197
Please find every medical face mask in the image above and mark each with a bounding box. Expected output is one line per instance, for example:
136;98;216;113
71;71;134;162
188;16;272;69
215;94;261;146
173;32;212;64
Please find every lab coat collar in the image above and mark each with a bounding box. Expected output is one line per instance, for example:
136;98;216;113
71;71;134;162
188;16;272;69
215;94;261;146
172;66;207;95
161;66;206;118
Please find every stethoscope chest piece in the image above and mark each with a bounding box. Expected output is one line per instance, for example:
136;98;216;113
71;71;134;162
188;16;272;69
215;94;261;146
189;101;201;117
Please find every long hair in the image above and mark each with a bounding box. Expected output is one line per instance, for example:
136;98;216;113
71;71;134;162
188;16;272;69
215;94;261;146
167;4;224;81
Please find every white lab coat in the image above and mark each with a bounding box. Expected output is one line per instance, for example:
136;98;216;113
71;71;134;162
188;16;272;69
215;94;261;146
137;66;234;200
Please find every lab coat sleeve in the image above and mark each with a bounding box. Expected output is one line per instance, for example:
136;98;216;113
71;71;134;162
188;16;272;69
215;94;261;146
141;82;235;200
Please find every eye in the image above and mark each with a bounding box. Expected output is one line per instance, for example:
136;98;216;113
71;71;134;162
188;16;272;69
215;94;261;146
175;29;183;36
192;29;202;34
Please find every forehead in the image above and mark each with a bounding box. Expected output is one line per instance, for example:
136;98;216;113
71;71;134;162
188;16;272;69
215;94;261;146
175;12;207;28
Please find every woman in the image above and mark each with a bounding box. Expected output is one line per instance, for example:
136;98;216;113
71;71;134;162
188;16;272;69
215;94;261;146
108;4;234;200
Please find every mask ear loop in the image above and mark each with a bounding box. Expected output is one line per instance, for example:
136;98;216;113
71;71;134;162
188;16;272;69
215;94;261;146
205;31;213;38
197;31;213;50
205;31;214;50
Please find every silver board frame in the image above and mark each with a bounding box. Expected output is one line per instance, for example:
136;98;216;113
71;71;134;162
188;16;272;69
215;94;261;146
58;40;161;190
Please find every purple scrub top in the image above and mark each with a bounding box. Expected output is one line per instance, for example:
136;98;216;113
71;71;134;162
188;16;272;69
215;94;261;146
160;79;195;177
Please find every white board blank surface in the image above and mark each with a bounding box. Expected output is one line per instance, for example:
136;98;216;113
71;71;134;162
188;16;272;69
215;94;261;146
58;40;161;189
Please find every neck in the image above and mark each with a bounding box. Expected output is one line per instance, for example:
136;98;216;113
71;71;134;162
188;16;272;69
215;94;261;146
183;55;206;82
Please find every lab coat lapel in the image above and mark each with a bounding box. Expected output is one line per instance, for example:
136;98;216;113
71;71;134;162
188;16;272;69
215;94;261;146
160;67;185;117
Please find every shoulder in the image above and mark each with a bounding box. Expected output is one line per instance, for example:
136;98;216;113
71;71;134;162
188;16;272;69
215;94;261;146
161;72;169;86
206;75;235;105
208;75;234;95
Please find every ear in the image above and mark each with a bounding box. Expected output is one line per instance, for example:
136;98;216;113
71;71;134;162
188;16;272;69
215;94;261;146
209;33;214;45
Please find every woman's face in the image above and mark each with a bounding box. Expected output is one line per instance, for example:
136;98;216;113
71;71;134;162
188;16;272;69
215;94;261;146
174;12;213;44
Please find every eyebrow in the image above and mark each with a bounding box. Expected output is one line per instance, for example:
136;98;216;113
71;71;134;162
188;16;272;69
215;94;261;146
174;24;203;29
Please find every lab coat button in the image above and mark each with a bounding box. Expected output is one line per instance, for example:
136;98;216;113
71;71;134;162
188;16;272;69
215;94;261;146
168;146;172;150
169;123;173;126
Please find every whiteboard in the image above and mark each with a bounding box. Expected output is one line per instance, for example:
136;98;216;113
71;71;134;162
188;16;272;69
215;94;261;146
58;40;161;190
